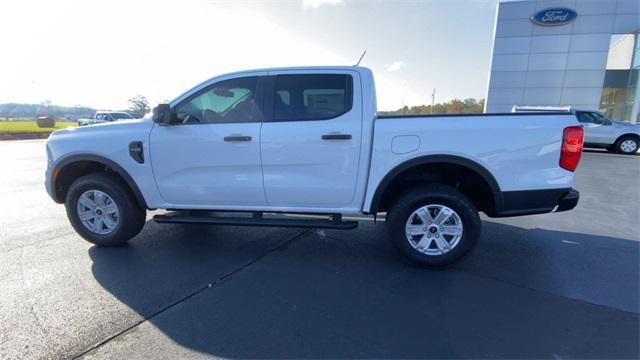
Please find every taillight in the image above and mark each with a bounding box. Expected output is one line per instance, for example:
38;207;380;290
560;126;584;172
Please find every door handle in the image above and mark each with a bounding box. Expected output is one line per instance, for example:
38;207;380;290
321;134;352;140
224;135;252;142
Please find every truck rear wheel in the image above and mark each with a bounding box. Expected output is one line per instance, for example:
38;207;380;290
65;173;146;246
386;184;481;267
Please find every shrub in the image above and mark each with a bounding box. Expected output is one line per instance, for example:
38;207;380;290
36;116;55;128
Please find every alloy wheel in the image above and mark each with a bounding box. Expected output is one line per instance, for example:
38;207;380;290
405;204;463;256
76;190;120;235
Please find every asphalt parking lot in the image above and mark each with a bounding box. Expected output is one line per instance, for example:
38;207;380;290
1;139;638;359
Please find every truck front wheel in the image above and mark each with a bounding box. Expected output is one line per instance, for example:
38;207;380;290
65;173;146;246
386;184;481;267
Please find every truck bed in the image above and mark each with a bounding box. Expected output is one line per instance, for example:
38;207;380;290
364;112;580;214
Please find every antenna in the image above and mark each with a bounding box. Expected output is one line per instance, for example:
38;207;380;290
431;88;436;114
355;50;367;66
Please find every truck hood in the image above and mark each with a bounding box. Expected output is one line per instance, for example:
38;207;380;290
50;118;153;138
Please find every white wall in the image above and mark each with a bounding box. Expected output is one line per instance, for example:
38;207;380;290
606;33;635;69
485;0;640;114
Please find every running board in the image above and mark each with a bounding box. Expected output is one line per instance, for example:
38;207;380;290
153;211;358;230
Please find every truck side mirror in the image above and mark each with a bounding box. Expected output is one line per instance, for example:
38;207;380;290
152;104;175;124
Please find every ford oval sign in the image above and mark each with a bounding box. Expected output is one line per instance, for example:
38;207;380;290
530;8;577;26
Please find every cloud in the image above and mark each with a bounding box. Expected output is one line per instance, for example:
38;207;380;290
0;0;427;111
373;70;428;111
385;61;406;72
0;0;351;109
302;0;344;9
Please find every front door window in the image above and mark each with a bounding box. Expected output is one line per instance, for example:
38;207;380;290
174;76;262;124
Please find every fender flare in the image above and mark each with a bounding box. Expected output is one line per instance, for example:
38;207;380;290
52;154;148;208
614;133;640;144
367;154;501;213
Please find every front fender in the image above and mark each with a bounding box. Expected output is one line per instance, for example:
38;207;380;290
50;153;148;208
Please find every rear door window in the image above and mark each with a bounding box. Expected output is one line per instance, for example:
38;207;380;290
272;74;353;121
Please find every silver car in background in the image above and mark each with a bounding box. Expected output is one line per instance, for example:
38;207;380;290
512;106;640;155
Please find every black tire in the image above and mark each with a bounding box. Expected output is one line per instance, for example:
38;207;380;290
386;184;481;267
65;173;146;246
615;136;639;155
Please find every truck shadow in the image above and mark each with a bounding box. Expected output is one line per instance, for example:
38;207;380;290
88;219;639;358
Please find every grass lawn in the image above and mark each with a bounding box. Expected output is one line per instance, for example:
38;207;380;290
0;121;78;133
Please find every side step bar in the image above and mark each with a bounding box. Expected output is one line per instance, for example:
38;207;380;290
153;211;358;230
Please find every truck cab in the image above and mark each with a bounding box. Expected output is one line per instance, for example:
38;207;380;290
150;68;370;210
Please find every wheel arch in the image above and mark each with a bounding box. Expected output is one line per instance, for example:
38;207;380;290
367;155;502;215
615;133;640;144
51;154;148;208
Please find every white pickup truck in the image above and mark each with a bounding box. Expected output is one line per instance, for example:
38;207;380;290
45;66;584;266
78;111;135;126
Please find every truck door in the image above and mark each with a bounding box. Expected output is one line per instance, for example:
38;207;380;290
259;71;363;208
149;75;267;206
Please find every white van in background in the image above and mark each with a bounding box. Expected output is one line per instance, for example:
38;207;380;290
512;106;640;155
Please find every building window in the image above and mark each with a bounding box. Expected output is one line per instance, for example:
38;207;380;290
600;33;639;123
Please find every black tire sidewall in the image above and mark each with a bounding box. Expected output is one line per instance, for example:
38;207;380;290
65;173;145;246
387;185;481;267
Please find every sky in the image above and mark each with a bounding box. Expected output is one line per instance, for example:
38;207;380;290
0;0;500;111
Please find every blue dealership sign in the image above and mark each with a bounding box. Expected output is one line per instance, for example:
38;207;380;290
530;8;577;26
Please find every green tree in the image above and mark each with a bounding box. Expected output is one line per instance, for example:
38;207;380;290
379;98;485;117
127;95;150;118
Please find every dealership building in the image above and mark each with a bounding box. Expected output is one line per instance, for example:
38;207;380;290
485;0;639;124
